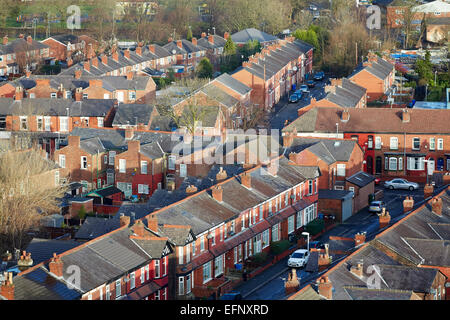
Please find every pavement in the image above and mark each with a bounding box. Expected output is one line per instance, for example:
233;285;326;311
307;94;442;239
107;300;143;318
234;183;449;300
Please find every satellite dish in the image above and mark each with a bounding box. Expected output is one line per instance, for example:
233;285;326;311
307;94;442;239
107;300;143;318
293;66;298;72
172;50;176;54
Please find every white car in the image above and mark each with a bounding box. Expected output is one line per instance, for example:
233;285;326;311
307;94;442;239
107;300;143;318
384;179;419;191
287;249;309;268
299;84;309;93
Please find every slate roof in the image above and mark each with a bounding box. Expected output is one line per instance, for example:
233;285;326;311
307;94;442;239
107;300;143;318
112;104;156;126
283;107;450;134
343;287;416;300
131;237;171;259
324;78;366;109
10;267;81;300
0;37;49;55
346;171;376;188
46;34;81;46
200;84;240;108
0;98;115;117
289;284;324;300
231;28;279;44
163;39;204;54
74;216;121;240
319;189;353;200
213;73;252;96
25;238;81;265
80;137;106;154
197;35;227;49
350;57;394;81
288;137;358;164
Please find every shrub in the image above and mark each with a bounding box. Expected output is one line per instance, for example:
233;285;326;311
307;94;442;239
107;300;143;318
270;240;291;256
248;252;269;267
304;219;325;236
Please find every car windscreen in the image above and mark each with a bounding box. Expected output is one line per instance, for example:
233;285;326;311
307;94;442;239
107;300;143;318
291;252;304;259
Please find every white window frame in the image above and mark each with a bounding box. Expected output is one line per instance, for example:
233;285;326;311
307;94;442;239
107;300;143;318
109;151;116;165
59;116;68;132
168;155;176;170
375;136;381;149
59;155;66;168
178;246;184;265
271;223;279;242
115;280;121;298
155;260;160;278
389;157;398;171
97;117;104;127
288;215;295;234
437;139;444;150
130;272;135;290
81;156;88;170
412;137;420;150
178;276;185;295
390;137;398;150
430;138;436;151
119;159;126;173
44;116;51;131
337;164;346;177
141;161;148;174
203;261;212;284
36;116;43;131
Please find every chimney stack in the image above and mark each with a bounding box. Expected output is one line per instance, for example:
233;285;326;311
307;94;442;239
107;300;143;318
49;253;64;278
177;40;182;49
68;136;80;148
136;46;142;56
201;32;207;38
216;167;227;181
431;197;443;216
316;276;333;300
75;87;83;101
402;109;410;123
146;214;158;233
83;61;90;72
350;262;364;278
212;185;223;202
91;57;98;68
424;183;434;198
125;128;134;140
124;49;130;59
120;214;130;227
186;185;198;194
354;232;366;246
14;87;23;101
101;55;108;65
341;109;350;122
241;173;251;189
378;208;391;229
148;45;155;54
126;71;134;81
0;272;14;300
2;35;7;45
112;51;119;62
25;70;31;78
132;219;146;237
191;37;197;46
403;196;414;213
208;35;214;44
67;57;73;67
224;32;229;40
284;268;300;295
18;34;24;39
127;140;140;153
74;69;82;79
26;36;32;44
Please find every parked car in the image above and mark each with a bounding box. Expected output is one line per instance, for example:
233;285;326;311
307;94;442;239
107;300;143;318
313;72;325;81
306;80;315;88
220;292;242;300
299;84;309;93
309;4;318;11
287;249;310;268
374;178;381;185
0;76;8;82
369;201;386;214
384;179;419;191
309;241;325;249
289;93;300;103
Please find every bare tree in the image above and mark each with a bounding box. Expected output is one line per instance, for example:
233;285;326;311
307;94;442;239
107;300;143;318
0;149;67;253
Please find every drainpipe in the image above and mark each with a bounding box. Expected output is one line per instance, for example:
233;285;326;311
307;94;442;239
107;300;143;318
404;132;406;176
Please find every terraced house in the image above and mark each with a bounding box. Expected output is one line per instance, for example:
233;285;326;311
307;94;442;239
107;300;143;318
231;37;314;110
0;216;172;300
283;107;450;182
131;157;320;299
290;187;450;300
163;38;207;76
0;35;49;76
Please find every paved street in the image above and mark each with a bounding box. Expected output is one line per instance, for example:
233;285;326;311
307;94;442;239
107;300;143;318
239;184;448;300
269;79;327;130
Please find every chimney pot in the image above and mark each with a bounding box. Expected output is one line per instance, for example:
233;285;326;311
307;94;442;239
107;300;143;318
49;254;64;277
317;276;333;300
212;185;223;202
120;215;130;227
186;185;198;194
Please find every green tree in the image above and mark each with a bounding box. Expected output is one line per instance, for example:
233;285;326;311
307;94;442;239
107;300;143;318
196;57;213;79
224;36;237;55
415;50;433;85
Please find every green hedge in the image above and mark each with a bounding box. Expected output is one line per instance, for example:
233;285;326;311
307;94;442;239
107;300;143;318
304;219;325;236
248;252;270;267
270;240;291;256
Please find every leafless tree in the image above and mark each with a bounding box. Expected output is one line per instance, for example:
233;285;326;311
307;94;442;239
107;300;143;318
0;149;66;253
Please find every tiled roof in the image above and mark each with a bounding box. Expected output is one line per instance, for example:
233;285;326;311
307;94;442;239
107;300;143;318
74;216;121;240
231;28;279;44
25;239;81;265
213;74;252;96
283;107;450;134
112;104;156;126
346;171;375;188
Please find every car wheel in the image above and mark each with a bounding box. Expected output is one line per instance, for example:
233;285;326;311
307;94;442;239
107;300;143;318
409;186;414;191
389;185;394;190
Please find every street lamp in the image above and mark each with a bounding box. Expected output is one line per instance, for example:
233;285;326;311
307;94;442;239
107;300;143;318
434;70;437;85
302;232;310;251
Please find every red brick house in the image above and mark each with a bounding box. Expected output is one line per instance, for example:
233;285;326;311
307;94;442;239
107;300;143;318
41;34;98;63
283;107;450;182
0;217;173;300
348;53;396;102
162;39;207;76
231;38;313;110
139;157;320;299
387;0;450;29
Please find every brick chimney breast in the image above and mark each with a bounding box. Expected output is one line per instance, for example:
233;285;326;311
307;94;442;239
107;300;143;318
83;61;90;72
136;46;142;56
241;173;251;189
341;109;350;122
74;69;82;79
127;140;140;153
126;71;134;80
149;45;155;54
177;40;183;49
68;136;80;147
125;128;134;140
191;38;197;46
147;214;158;233
316;276;333;300
119;214;130;227
132;219;146;237
124;49;130;59
212;185;223;202
431;197;443;216
402;109;410;123
49;253;64;277
208;35;214;44
26;36;32;44
101;55;108;65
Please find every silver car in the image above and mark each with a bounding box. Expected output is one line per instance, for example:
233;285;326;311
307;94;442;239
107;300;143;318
384;179;419;191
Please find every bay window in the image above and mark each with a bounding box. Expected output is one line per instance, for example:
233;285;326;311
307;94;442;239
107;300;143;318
407;157;425;171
